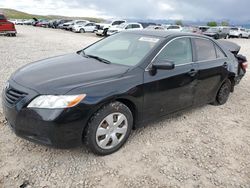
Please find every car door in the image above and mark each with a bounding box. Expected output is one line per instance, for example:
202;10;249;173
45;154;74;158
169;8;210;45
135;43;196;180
143;37;198;120
192;38;229;105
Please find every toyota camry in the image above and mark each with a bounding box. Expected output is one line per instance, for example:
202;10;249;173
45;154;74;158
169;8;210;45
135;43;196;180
2;30;247;155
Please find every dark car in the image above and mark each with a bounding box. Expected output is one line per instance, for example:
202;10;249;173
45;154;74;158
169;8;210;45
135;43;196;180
2;31;247;155
203;27;230;39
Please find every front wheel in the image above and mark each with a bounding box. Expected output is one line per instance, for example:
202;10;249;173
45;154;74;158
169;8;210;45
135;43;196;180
84;102;133;155
211;79;231;105
80;28;85;33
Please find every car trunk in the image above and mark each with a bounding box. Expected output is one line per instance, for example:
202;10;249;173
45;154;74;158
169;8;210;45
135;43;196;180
219;40;247;84
0;21;15;32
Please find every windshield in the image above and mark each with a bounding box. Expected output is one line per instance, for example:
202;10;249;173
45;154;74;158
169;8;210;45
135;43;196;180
0;15;5;20
117;23;127;29
83;33;161;66
207;28;219;32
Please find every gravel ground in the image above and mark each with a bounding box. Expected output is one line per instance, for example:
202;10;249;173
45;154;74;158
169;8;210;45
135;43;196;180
0;26;250;188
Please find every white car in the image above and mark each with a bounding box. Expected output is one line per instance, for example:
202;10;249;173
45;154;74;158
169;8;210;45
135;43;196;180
163;25;183;32
66;20;89;31
72;22;96;33
95;20;126;36
107;23;143;36
229;27;248;38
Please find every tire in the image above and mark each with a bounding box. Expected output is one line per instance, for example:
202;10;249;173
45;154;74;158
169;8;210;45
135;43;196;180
84;102;133;155
80;28;85;33
225;34;229;39
103;28;108;36
239;34;242;38
214;34;219;40
211;79;231;105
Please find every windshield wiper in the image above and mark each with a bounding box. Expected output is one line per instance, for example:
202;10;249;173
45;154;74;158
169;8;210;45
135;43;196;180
81;52;111;64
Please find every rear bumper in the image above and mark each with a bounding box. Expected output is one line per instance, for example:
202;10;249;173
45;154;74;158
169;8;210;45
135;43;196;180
0;30;16;34
2;80;93;149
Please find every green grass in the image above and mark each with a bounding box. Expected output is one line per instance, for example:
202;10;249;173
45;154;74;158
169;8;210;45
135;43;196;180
0;8;104;23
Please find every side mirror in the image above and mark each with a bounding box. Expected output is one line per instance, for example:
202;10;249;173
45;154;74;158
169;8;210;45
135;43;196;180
149;60;175;75
152;60;175;70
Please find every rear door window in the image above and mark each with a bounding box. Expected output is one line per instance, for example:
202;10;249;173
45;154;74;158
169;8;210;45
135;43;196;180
193;38;216;61
215;45;226;58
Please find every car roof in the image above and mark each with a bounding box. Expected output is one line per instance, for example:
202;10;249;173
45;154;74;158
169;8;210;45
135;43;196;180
123;30;209;38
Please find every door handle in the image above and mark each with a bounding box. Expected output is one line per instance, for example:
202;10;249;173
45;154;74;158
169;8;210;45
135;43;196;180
188;69;198;77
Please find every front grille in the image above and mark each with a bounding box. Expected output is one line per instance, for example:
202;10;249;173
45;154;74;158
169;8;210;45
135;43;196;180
5;87;27;105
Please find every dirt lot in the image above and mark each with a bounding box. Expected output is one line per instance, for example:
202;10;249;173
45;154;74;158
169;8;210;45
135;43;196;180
0;26;250;188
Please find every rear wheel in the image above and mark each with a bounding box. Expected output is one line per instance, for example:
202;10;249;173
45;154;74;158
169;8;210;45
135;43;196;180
239;34;242;38
212;79;231;105
84;102;133;155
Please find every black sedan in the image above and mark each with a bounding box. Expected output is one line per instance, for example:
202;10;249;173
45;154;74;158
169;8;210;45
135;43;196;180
2;30;247;155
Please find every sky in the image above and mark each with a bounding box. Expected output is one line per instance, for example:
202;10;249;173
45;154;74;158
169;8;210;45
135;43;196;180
0;0;249;22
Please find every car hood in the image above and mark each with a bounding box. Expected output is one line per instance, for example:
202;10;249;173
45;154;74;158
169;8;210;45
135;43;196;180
11;53;129;94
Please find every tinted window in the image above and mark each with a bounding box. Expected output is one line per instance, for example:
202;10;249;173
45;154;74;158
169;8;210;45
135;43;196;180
194;38;216;61
168;26;180;29
215;45;226;58
132;24;140;28
156;38;192;65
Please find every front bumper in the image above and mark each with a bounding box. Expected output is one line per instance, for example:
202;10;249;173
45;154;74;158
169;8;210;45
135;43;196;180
2;80;92;148
95;29;105;35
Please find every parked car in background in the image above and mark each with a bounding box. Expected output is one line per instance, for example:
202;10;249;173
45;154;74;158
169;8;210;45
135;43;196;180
23;19;35;25
35;20;49;27
181;26;202;34
0;13;17;37
2;31;246;155
0;13;17;36
229;27;248;38
107;22;143;36
95;20;126;36
145;25;164;30
15;19;26;25
240;28;250;38
57;20;73;29
203;27;229;39
65;20;89;31
198;26;210;33
47;19;58;28
163;25;182;32
72;22;96;33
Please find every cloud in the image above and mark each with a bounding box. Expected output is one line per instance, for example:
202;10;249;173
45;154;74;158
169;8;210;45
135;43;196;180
0;0;249;21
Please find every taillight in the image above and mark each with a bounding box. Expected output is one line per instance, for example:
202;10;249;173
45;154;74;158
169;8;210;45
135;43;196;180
242;62;248;71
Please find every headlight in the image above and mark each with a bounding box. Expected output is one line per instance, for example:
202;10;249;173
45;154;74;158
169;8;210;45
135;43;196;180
27;94;86;109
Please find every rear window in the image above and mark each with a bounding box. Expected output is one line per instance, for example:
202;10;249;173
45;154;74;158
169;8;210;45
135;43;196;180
194;38;216;61
0;15;6;20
